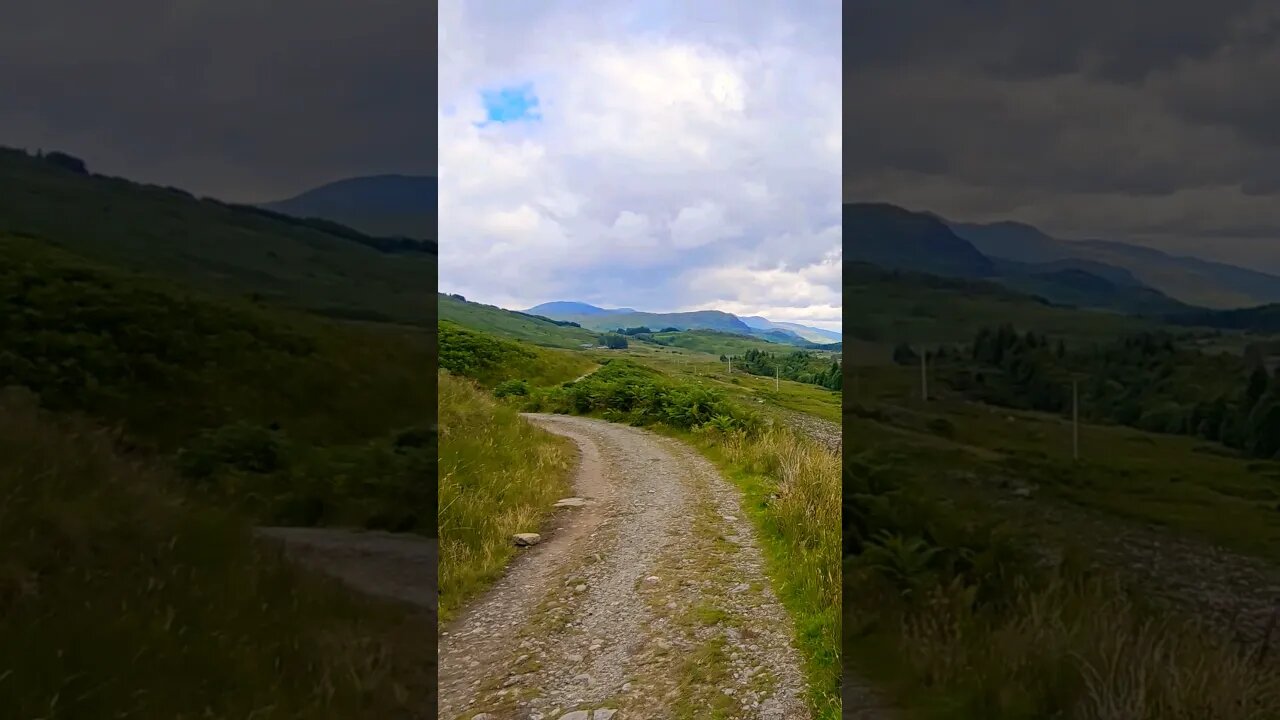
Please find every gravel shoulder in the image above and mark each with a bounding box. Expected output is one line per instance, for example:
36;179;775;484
439;413;812;720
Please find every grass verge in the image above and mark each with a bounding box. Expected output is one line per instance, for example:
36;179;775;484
437;370;578;622
687;425;841;720
0;388;435;719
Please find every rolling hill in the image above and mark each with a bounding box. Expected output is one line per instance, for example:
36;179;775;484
845;261;1154;347
525;302;837;347
848;202;1190;316
951;219;1280;310
261;174;436;242
0;147;434;327
439;293;601;348
740;316;842;343
847;202;995;278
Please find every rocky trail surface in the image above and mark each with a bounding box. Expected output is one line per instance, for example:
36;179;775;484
439;414;812;720
777;409;841;454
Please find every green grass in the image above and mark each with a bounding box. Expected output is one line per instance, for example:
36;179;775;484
845;351;1280;716
438;293;600;348
439;320;595;388
687;425;841;719
647;328;816;357
437;371;578;622
0;389;435;719
854;361;1280;562
0;147;433;327
0;233;436;534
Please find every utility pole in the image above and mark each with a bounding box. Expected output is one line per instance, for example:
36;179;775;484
1072;378;1080;462
727;355;732;374
775;363;780;391
921;352;928;402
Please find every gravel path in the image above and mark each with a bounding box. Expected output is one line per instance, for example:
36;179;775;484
253;526;438;609
439;414;812;720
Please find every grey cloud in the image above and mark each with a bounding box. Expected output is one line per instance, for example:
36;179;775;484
0;0;434;201
848;0;1280;264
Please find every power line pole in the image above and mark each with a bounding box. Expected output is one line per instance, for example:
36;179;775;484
1072;378;1080;462
921;352;928;402
775;363;780;391
727;355;732;374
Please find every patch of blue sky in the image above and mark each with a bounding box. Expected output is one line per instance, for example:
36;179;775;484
476;83;541;127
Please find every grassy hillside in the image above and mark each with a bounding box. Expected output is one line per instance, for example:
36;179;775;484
0;147;433;326
438;293;600;348
847;262;1153;345
647;328;817;357
0;233;435;532
439;321;595;388
844;345;1280;716
0;389;435;719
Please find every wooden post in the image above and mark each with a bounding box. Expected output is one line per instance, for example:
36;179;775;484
776;363;780;391
921;352;928;402
1073;378;1079;462
727;355;731;374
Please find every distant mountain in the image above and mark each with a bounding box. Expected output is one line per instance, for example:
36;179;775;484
740;316;842;343
952;220;1280;310
552;309;754;334
262;174;435;241
0;146;434;327
848;202;1193;316
525;303;834;347
525;301;637;316
847;202;996;278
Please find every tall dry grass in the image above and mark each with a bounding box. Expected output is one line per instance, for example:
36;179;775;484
0;387;434;718
709;423;841;719
849;535;1280;718
437;370;578;622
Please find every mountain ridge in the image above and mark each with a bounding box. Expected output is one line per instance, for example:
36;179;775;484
525;301;841;346
261;174;435;242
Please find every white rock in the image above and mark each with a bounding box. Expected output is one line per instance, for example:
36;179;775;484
574;583;587;592
593;710;618;720
513;533;542;546
554;497;588;507
644;575;660;584
560;711;591;720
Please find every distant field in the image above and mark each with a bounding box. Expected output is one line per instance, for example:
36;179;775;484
850;360;1280;563
648;328;825;357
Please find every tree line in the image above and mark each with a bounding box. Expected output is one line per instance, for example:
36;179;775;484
734;348;842;390
931;323;1280;458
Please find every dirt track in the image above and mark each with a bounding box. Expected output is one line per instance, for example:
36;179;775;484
438;413;811;720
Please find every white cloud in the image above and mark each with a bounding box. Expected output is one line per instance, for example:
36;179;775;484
438;0;841;329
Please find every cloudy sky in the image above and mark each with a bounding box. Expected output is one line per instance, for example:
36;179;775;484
2;0;432;203
848;0;1280;273
438;0;842;331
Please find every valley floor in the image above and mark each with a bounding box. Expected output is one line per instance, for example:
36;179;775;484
439;414;811;720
